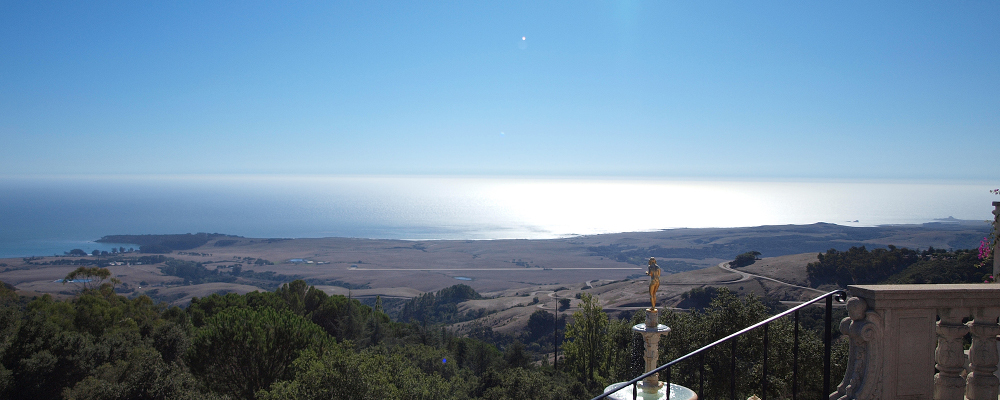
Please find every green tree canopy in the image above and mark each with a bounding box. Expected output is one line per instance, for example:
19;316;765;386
62;267;120;292
561;292;609;390
730;251;762;268
187;307;333;399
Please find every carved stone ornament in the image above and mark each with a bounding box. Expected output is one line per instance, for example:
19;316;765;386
830;297;883;400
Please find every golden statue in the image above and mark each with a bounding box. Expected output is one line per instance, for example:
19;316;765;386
646;257;660;310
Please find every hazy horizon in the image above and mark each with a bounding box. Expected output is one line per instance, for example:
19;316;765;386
1;175;995;258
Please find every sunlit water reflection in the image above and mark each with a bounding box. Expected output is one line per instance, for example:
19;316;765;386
0;175;994;257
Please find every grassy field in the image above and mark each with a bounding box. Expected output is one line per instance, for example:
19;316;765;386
1;221;988;333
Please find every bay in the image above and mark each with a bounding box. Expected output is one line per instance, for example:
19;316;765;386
0;175;995;258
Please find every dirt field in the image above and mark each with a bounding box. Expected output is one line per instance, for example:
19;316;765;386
0;221;986;334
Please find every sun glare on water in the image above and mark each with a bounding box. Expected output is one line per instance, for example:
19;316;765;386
468;179;991;237
1;176;989;245
479;180;773;236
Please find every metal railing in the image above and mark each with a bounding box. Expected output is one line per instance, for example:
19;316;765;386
592;289;847;400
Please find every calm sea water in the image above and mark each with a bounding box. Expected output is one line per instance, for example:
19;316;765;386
0;175;995;258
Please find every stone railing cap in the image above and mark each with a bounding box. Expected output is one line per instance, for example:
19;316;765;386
850;284;1000;309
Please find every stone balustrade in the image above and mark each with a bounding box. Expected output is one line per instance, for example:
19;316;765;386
832;284;1000;400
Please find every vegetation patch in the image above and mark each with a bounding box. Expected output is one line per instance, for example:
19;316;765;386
97;233;240;253
398;284;484;324
304;278;370;290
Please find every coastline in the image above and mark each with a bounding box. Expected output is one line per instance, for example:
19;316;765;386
3;177;996;258
0;218;990;259
0;220;990;310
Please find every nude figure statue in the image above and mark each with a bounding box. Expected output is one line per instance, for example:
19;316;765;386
646;257;660;310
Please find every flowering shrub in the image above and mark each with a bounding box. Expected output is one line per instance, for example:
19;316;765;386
977;189;1000;269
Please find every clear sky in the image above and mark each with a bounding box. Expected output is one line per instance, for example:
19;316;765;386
1;1;997;180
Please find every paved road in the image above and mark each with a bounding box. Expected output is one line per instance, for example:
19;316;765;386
716;262;826;294
351;262;824;312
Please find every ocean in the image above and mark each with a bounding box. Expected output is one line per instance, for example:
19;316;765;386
0;175;995;258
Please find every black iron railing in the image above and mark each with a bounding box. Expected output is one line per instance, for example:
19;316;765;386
592;289;847;400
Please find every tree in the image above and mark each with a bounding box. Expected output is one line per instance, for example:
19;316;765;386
562;293;608;390
1;289;168;400
310;293;370;343
187;307;333;399
68;249;87;256
0;282;19;395
259;348;469;400
397;284;482;325
806;246;919;287
477;366;575;400
62;346;211;400
678;286;721;310
503;341;531;369
62;267;120;292
659;288;844;400
275;280;326;316
605;312;644;383
730;251;762;268
526;310;554;343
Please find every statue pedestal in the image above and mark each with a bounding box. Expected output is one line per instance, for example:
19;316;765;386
603;308;697;400
636;308;670;393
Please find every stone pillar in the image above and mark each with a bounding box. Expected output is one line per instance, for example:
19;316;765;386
646;308;659;328
606;309;692;400
966;308;1000;400
993;201;999;279
632;308;670;395
641;330;664;393
934;308;969;400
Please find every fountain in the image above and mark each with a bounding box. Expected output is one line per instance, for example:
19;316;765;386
602;258;697;400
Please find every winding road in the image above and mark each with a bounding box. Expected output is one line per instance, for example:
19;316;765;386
715;262;825;294
524;262;826;313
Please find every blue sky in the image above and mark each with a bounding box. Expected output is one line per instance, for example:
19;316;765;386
1;1;997;180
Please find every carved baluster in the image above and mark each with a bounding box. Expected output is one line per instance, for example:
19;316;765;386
965;308;1000;400
934;309;969;400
